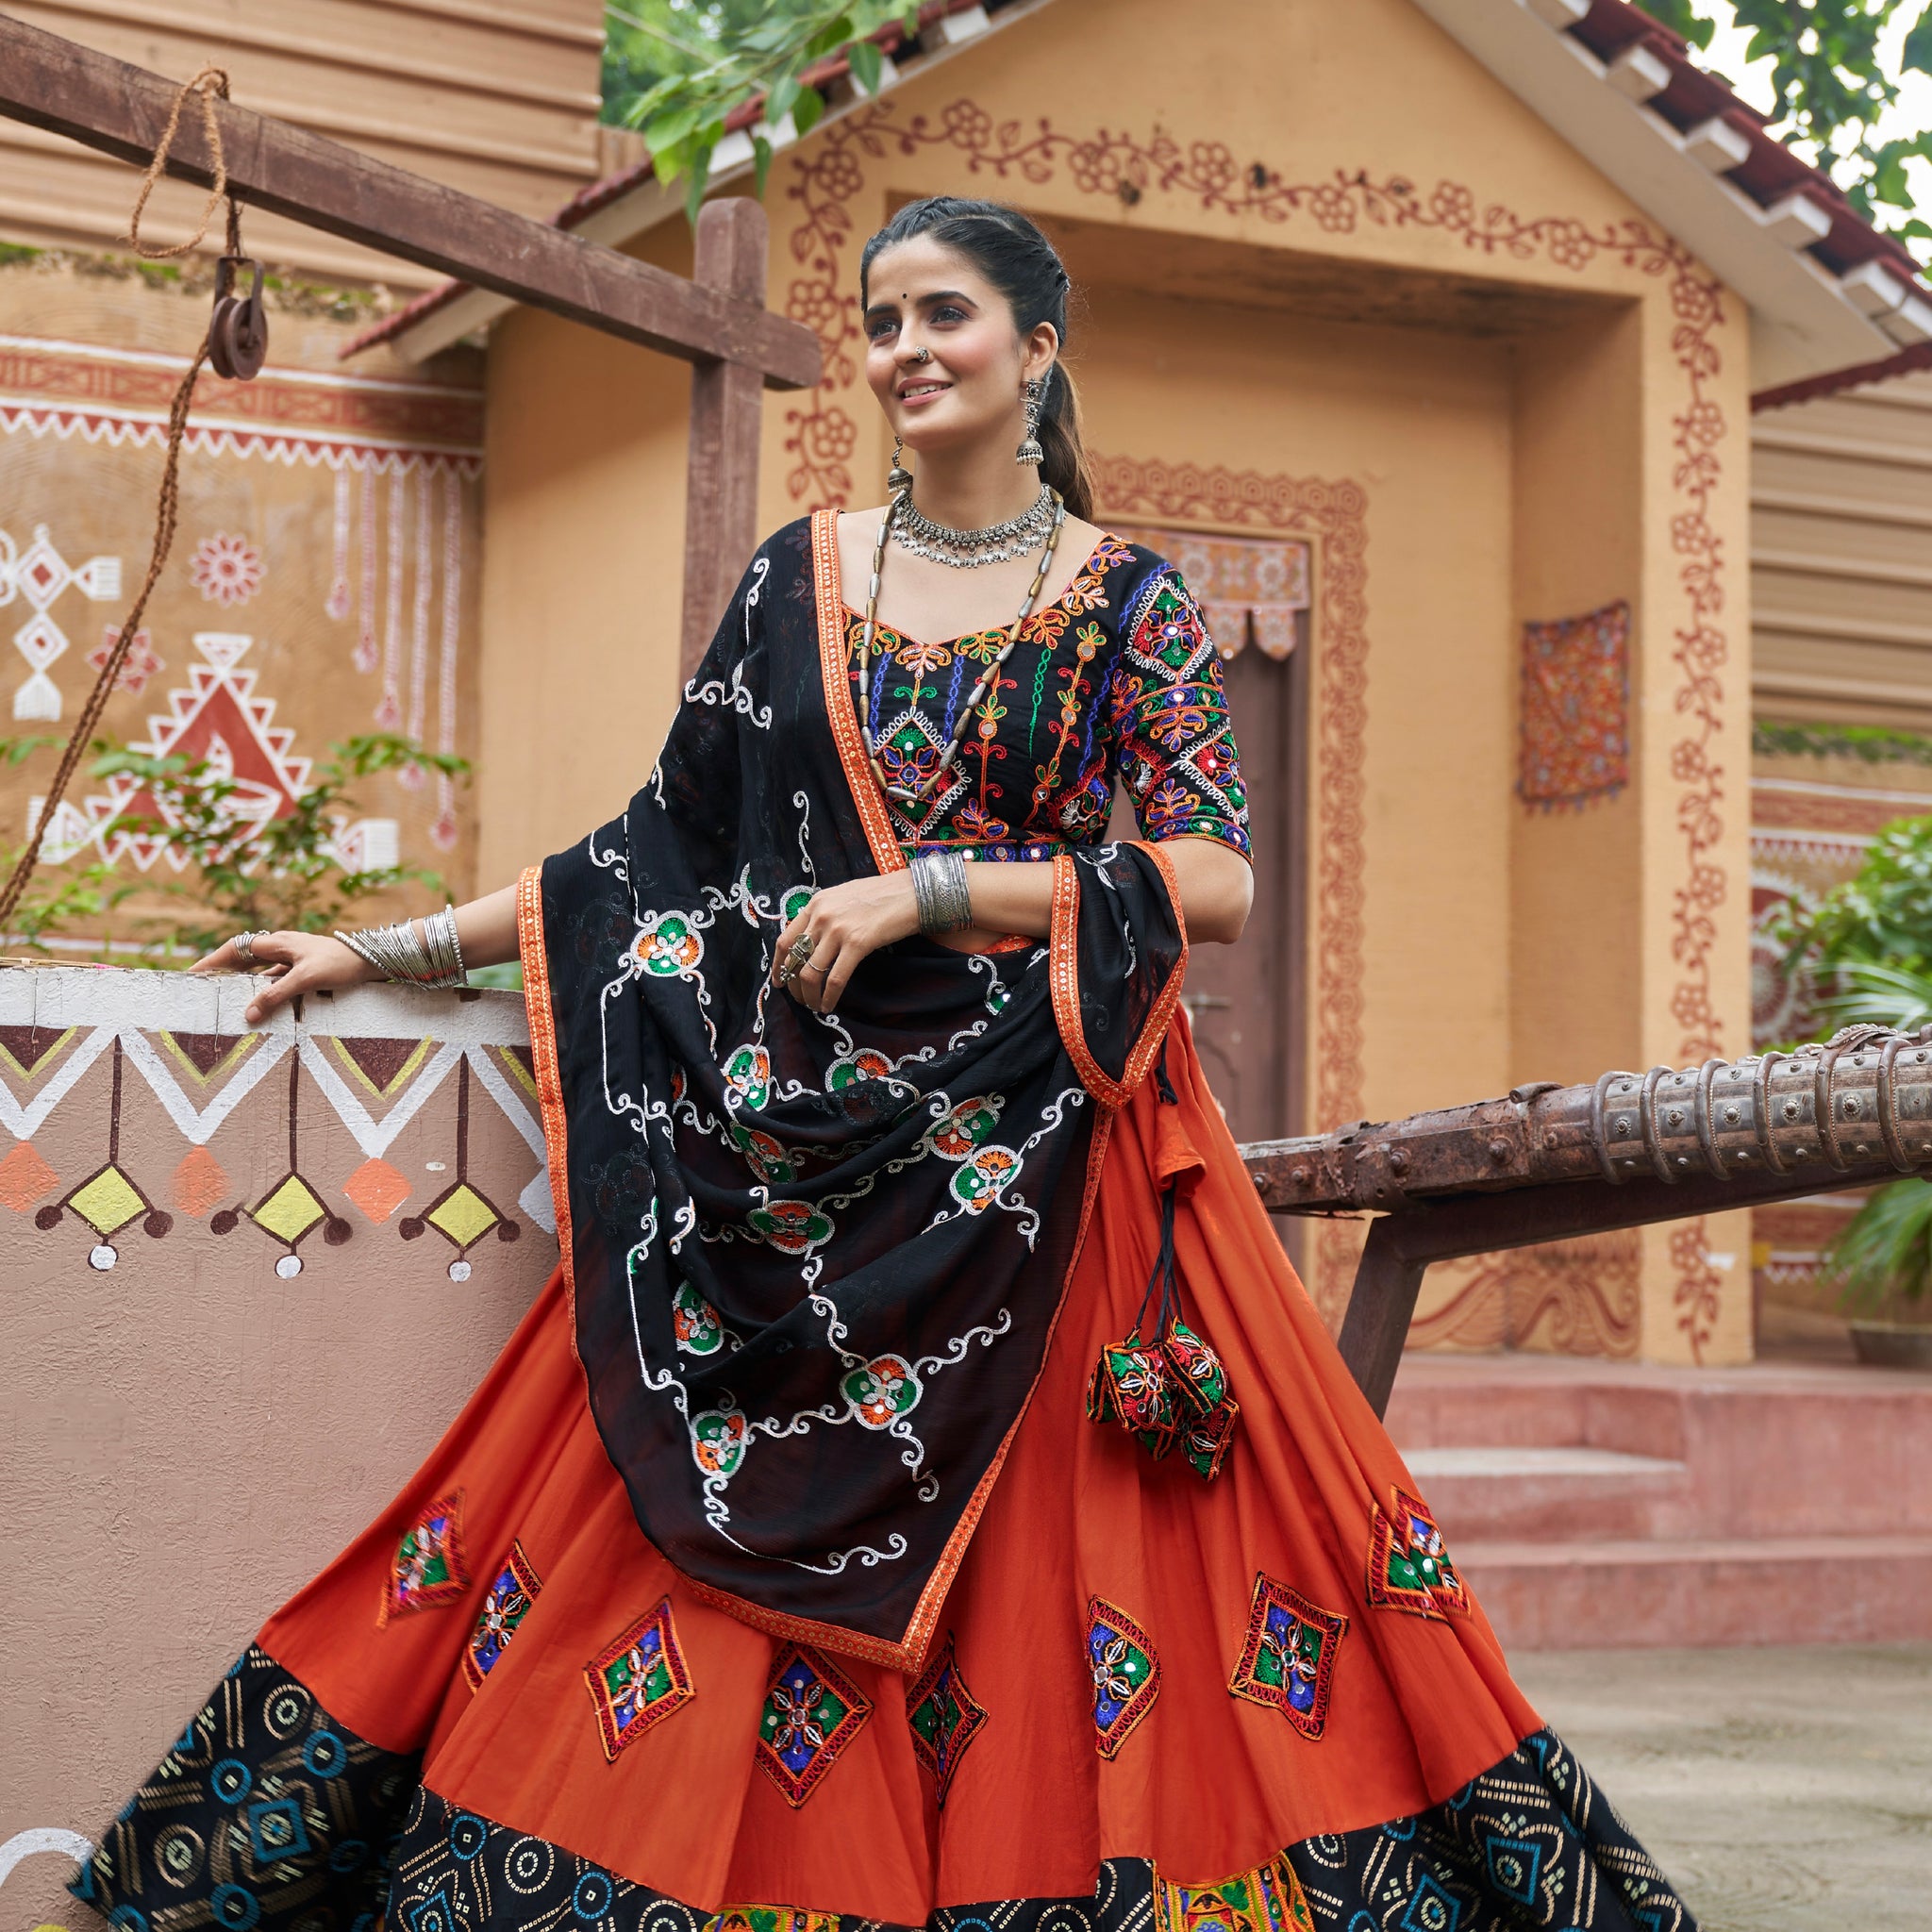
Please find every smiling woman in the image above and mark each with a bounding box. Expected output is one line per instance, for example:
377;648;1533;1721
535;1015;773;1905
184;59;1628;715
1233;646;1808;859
77;197;1695;1932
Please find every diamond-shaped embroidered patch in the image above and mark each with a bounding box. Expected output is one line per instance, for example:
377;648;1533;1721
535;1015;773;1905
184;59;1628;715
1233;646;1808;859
1368;1485;1470;1622
67;1164;146;1237
251;1173;326;1244
426;1181;500;1248
756;1644;872;1807
1227;1574;1347;1742
463;1539;543;1691
380;1490;471;1624
1151;1853;1317;1932
905;1633;987;1807
584;1597;694;1761
1088;1596;1160;1760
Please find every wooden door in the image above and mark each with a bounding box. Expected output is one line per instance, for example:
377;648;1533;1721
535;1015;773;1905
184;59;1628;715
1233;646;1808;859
1176;639;1307;1144
1109;618;1308;1145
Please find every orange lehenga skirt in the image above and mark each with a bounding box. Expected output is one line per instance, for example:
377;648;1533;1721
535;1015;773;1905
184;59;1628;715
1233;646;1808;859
73;1019;1692;1932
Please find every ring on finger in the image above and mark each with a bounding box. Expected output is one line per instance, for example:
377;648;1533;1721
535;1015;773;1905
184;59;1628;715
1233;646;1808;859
232;928;268;966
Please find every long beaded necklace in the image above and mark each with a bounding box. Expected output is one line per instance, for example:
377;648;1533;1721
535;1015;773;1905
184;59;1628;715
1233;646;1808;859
856;489;1066;808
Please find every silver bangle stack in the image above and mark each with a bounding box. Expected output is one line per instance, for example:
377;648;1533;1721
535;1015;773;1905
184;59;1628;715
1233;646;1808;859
909;849;974;936
334;905;467;989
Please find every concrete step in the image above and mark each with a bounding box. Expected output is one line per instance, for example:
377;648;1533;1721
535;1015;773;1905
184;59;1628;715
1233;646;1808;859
1404;1444;1692;1543
1459;1532;1932;1651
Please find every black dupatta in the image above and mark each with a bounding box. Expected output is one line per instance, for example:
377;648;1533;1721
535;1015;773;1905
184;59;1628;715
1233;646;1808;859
520;512;1186;1666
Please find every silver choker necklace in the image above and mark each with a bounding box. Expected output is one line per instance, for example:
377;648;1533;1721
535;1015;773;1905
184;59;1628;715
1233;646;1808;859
889;484;1056;568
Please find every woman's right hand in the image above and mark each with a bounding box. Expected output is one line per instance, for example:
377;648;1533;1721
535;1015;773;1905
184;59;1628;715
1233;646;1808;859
189;930;379;1026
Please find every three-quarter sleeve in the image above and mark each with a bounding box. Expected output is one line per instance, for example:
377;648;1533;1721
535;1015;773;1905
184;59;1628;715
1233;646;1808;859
1108;568;1253;858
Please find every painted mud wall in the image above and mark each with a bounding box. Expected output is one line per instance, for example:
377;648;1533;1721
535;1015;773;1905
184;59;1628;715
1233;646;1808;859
0;963;556;1930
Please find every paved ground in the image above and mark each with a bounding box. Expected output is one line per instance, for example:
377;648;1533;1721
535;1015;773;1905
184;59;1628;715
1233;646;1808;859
1514;1645;1932;1931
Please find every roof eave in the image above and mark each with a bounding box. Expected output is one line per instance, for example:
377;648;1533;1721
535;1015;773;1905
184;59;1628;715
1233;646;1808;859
1411;0;1918;392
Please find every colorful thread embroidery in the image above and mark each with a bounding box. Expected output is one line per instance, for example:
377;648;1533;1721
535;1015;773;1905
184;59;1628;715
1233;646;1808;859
1088;1596;1161;1759
462;1539;542;1690
1517;600;1630;812
1151;1853;1318;1932
1367;1486;1470;1621
380;1490;471;1624
905;1632;988;1806
583;1598;696;1761
1227;1574;1347;1742
756;1644;873;1807
707;1910;841;1932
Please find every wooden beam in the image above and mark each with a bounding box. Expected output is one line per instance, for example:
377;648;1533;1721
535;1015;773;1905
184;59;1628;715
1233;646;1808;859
682;198;769;677
0;12;820;390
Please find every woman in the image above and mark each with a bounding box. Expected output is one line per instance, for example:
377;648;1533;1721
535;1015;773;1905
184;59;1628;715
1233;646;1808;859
75;199;1692;1932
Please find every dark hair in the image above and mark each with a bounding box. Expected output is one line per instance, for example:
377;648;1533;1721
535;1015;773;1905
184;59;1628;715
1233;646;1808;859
858;196;1094;521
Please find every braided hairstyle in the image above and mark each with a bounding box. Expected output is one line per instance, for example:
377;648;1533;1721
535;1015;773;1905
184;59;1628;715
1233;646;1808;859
859;195;1095;520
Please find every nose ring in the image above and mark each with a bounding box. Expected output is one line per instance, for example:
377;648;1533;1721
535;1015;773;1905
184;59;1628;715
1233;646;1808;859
910;346;933;364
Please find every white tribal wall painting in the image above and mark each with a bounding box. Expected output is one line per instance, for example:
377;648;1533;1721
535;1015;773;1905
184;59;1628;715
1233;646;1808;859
0;965;555;1280
0;305;485;898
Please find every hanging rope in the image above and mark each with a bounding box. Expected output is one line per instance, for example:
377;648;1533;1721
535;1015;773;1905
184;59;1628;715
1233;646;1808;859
0;65;250;935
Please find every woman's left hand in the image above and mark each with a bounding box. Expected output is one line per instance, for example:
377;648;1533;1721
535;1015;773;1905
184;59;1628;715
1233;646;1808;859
772;873;922;1014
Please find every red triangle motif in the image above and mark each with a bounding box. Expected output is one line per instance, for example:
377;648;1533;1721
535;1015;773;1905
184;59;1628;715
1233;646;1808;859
335;1036;425;1094
161;1031;247;1079
0;1025;68;1079
75;635;314;871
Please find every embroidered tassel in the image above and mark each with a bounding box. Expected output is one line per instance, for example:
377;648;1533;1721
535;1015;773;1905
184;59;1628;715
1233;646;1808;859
1085;1041;1239;1480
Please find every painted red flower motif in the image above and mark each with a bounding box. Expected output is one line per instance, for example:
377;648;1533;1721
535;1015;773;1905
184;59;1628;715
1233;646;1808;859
189;533;264;607
86;625;164;694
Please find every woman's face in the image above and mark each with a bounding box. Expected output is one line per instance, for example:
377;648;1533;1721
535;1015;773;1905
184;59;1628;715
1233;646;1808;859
862;234;1058;461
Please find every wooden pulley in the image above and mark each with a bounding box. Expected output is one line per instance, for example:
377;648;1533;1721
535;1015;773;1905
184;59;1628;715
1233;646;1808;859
209;255;267;379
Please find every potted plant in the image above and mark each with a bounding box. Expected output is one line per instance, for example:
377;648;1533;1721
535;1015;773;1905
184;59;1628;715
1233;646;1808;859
1780;818;1932;1365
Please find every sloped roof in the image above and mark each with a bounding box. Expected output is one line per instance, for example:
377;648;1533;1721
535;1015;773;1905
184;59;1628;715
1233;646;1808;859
349;0;1930;393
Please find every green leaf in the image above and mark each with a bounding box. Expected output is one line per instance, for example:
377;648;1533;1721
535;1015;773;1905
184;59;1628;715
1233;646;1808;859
765;69;801;128
752;131;774;196
848;38;882;94
641;103;701;153
1905;8;1932;78
685;143;713;224
791;83;825;139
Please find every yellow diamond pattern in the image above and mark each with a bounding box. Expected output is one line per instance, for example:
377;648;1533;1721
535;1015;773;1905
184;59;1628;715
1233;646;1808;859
426;1182;499;1249
252;1174;326;1244
68;1165;145;1237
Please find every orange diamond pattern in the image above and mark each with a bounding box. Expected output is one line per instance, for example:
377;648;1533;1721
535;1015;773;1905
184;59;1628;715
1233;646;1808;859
0;1139;58;1213
343;1158;411;1224
172;1146;229;1217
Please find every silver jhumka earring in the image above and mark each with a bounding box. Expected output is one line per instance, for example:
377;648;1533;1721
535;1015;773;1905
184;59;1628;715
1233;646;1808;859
1016;375;1045;466
887;433;913;498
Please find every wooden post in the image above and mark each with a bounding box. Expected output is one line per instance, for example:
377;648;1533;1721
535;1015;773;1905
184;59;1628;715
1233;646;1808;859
682;198;772;677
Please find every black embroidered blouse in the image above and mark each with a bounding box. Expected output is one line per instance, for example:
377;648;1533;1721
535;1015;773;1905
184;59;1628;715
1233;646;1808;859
846;531;1253;864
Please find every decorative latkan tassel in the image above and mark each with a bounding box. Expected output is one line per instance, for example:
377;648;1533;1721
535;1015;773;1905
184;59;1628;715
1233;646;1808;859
1085;1047;1239;1480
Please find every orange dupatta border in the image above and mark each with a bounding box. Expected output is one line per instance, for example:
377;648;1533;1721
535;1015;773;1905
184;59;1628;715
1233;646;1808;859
811;507;907;877
517;863;580;1364
1049;840;1190;1110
